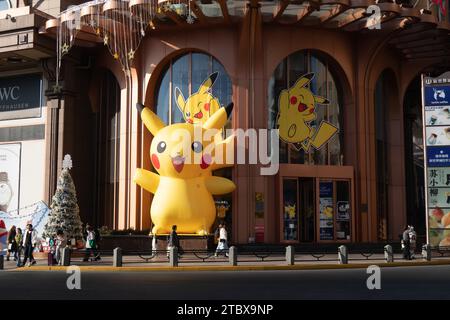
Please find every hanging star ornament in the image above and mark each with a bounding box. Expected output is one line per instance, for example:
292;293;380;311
61;43;70;54
113;52;119;60
103;35;109;45
186;14;194;24
128;49;135;60
52;84;62;94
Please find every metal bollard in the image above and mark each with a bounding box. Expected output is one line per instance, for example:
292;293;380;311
338;245;348;264
229;246;237;266
286;246;295;265
422;244;432;261
113;247;122;267
384;245;394;263
170;247;178;267
62;247;71;266
0;255;3;270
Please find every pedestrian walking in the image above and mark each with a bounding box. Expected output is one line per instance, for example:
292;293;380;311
83;225;100;262
409;225;417;259
167;225;182;257
152;235;158;255
402;225;411;260
215;223;229;257
55;230;67;265
22;224;37;267
6;225;17;261
14;227;23;267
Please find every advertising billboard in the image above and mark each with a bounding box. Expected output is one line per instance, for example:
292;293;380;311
422;72;450;246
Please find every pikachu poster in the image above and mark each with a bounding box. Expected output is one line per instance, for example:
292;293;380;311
175;72;222;125
277;73;339;152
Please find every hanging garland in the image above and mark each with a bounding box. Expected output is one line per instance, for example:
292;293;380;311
55;0;196;87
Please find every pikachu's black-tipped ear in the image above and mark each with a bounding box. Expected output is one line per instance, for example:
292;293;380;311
225;102;233;118
136;102;145;114
203;102;234;130
199;71;219;94
136;102;165;136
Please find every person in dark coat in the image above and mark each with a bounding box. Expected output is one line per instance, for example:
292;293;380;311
6;225;17;261
167;225;183;257
402;226;411;260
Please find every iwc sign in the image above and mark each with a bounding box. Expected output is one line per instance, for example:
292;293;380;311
0;74;42;121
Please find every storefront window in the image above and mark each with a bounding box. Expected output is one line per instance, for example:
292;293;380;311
319;181;334;240
283;179;298;241
282;178;351;242
268;50;343;165
319;179;352;241
336;181;351;240
0;1;11;11
155;51;233;126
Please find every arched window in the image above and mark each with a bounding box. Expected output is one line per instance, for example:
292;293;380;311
155;51;233;127
0;0;11;10
268;50;343;165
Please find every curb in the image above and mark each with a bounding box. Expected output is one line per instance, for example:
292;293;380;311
8;259;450;272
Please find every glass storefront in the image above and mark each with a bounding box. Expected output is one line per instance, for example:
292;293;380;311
282;177;352;242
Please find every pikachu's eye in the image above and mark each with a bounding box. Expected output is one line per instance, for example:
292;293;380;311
191;141;203;153
290;96;297;105
157;141;166;153
186;112;190;117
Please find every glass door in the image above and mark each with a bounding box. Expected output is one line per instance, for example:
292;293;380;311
282;179;298;241
299;178;315;242
317;179;352;242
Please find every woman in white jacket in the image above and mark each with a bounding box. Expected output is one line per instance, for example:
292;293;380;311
21;224;37;267
214;223;229;257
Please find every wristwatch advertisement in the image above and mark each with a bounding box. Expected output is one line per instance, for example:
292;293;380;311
0;143;21;213
0;172;13;212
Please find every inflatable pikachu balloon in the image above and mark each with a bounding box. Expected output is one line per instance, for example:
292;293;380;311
134;102;236;235
175;72;221;125
277;73;338;151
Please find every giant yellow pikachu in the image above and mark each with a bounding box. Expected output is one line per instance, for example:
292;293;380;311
134;102;235;235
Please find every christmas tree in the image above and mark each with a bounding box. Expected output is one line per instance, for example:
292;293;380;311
42;155;83;241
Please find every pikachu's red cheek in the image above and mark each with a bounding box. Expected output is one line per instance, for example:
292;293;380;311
200;154;212;169
151;154;160;170
204;103;210;111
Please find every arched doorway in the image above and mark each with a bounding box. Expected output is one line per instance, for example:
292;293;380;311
374;69;405;241
152;51;234;237
268;49;353;243
403;76;425;237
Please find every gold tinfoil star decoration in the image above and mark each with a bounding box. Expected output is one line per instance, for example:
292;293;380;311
128;49;135;60
113;52;119;60
61;43;70;54
96;28;101;35
103;35;109;45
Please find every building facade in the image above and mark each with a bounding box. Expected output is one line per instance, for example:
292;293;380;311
1;0;449;244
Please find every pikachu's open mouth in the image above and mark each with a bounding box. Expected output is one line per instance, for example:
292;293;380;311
171;156;185;173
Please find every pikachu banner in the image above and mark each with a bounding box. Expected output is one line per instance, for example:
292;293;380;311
277;73;339;152
175;72;222;125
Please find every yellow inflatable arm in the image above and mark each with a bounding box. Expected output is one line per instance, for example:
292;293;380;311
137;103;165;136
211;134;235;171
134;168;160;194
203;103;233;131
205;176;236;195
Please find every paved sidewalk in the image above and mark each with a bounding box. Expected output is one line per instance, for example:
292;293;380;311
3;252;450;272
